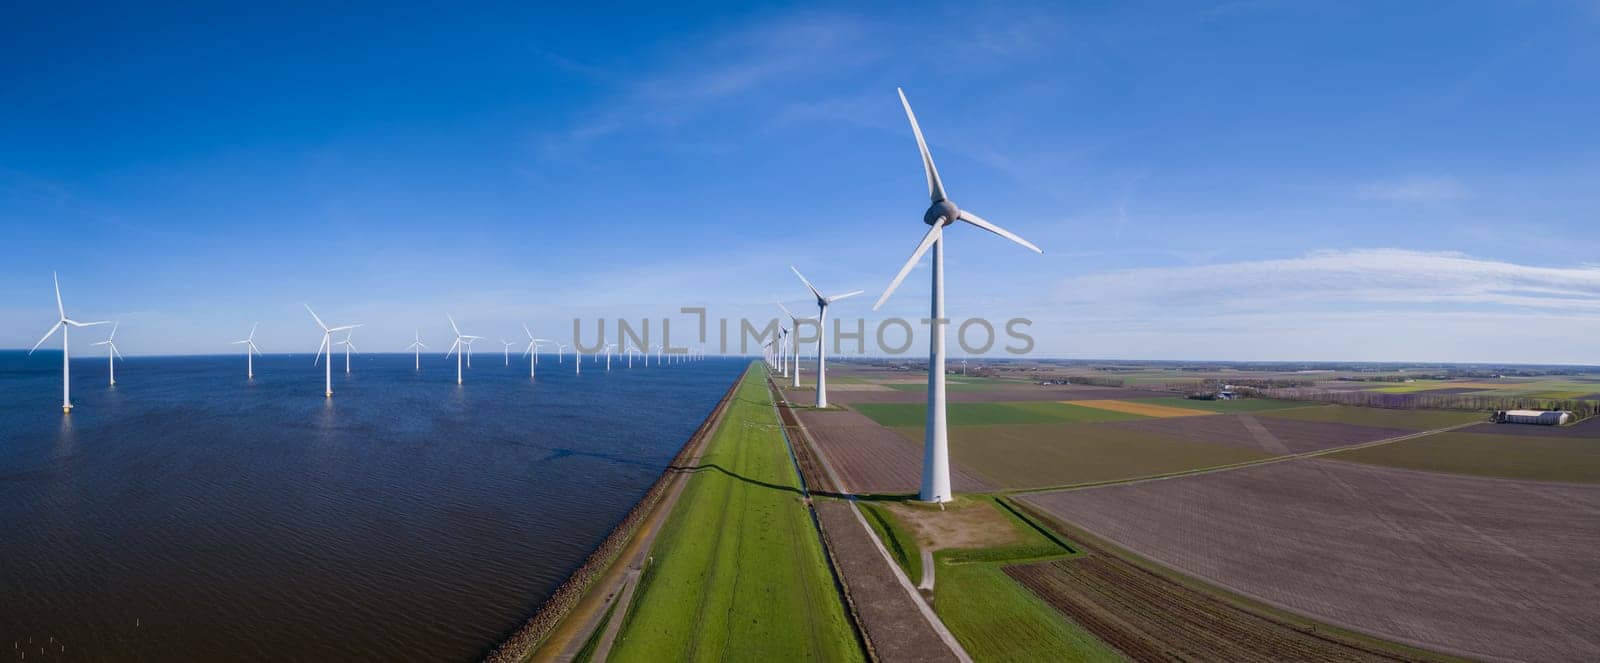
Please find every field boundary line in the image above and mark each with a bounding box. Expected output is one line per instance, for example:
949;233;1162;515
1008;420;1482;496
775;379;973;663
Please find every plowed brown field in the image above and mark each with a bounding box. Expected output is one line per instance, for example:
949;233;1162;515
1109;415;1413;455
795;408;992;495
1022;459;1600;662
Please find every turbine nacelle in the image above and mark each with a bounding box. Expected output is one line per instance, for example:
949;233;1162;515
924;199;960;227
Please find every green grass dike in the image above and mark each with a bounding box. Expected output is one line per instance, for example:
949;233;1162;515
607;363;863;662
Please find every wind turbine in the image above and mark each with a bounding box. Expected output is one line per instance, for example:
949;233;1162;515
522;324;553;378
91;320;125;386
574;346;582;375
790;266;862;409
232;322;262;379
603;343;616;371
556;342;568;364
777;299;813;388
872;88;1044;504
465;337;477;368
307;305;362;398
30;273;108;412
337;331;359;374
405;330;428;370
501;339;516;366
444;314;482;385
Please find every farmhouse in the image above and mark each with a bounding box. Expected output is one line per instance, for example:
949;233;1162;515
1492;409;1573;426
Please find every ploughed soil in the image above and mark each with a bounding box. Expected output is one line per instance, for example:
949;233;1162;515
1006;551;1435;662
1108;414;1413;455
794;407;992;495
1022;458;1600;662
814;386;1174;405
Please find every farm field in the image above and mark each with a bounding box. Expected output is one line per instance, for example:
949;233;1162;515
1066;399;1214;418
607;365;861;662
793;408;992;495
1259;404;1485;430
852;401;1147;427
1108;414;1413;455
1458;416;1600;437
1021;458;1600;662
818;386;1173;405
1329;431;1600;483
896;423;1271;489
1129;397;1309;413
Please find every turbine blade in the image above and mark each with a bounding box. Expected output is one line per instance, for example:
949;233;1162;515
92;340;110;346
113;345;125;361
249;322;258;340
826;290;864;303
873;222;942;310
447;314;460;336
776;298;796;319
53;271;66;319
109;320;119;339
305;304;328;331
523;323;534;340
958;210;1042;254
66;320;109;328
29;322;63;354
898;88;947;203
418;342;429;349
790;266;824;300
314;336;328;366
233;339;249;344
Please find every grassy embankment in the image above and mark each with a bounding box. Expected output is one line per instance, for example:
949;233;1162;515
865;495;1124;662
606;363;862;662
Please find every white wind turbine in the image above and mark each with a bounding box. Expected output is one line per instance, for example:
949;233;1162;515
501;339;516;366
405;330;428;370
30;273;108;413
556;342;569;364
232;322;262;379
777;299;813;388
307;305;362;398
337;331;359;374
444;314;482;385
91;320;125;386
872;88;1044;504
522;324;553;378
603;343;616;371
574;346;582;375
790;266;862;409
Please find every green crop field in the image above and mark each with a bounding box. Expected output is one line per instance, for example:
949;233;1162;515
609;364;862;662
1259;405;1485;431
1129;397;1309;413
853;402;1147;427
897;424;1270;489
1329;432;1600;483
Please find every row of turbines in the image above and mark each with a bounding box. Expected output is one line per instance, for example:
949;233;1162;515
25;280;705;411
23;88;1036;504
760;89;1044;504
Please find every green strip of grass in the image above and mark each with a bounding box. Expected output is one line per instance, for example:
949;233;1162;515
859;501;922;584
608;363;862;662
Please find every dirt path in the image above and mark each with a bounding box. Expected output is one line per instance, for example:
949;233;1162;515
1238;414;1292;454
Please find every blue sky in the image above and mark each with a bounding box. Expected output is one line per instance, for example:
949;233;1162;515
2;1;1597;363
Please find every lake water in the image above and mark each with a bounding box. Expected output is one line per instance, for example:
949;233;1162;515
0;350;743;661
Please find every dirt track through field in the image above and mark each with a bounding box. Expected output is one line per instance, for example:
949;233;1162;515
1237;415;1291;454
1022;459;1600;662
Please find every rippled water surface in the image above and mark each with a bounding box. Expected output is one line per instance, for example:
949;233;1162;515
0;350;743;661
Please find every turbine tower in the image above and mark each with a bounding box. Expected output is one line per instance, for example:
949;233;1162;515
91;320;125;386
501;339;516;366
307;305;362;398
445;314;482;385
777;299;813;388
232;323;262;379
522;324;552;378
404;330;428;370
872;88;1044;503
603;343;616;371
790;266;862;409
30;273;108;413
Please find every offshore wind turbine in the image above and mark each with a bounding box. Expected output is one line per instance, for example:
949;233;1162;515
232;322;262;379
522;325;552;378
557;342;568;364
872;87;1044;504
29;273;108;412
501;340;515;366
444;314;482;385
574;347;582;375
337;331;359;374
307;305;362;398
790;266;862;409
405;330;428;370
777;299;813;388
91;321;124;386
603;343;616;371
